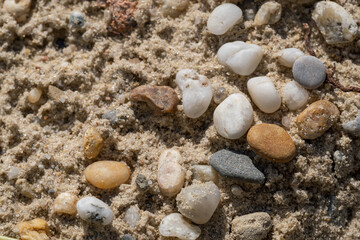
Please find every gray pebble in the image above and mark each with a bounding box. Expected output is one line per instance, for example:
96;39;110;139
121;234;135;240
102;110;119;125
292;56;326;89
232;212;272;240
136;174;149;191
342;111;360;137
209;149;265;184
70;11;85;28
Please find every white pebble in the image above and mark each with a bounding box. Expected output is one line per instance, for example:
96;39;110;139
254;1;282;26
124;205;140;228
76;196;114;225
159;213;201;240
247;77;281;113
283;81;309;111
214;93;253;139
217;41;263;76
192;165;218;183
207;3;243;35
7;167;20;180
27;88;42;103
4;0;31;22
175;69;213;118
277;48;305;68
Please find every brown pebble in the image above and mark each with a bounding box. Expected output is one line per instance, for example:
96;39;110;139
84;161;131;189
53;192;78;215
83;127;103;159
15;218;49;240
130;85;179;113
296;100;339;139
247;123;296;163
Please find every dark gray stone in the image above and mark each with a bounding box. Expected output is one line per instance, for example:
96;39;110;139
136;174;149;191
121;234;135;240
292;56;326;89
209;149;265;184
102;110;119;125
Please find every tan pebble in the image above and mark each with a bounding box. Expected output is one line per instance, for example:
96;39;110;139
83;127;103;159
53;192;78;215
254;1;282;26
296;100;339;139
4;0;32;22
232;212;272;240
48;85;65;102
15;218;49;240
85;161;131;189
247;123;296;163
129;85;179;114
27;88;42;103
161;0;189;17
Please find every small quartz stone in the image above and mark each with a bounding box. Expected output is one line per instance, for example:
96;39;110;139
70;11;85;28
4;0;32;22
217;41;263;76
247;76;281;113
175;69;213;118
292;56;326;89
159;213;201;240
176;181;220;224
76;196;114;225
277;48;304;68
254;1;282;26
312;1;358;45
85;161;131;189
192;165;218;183
207;3;243;35
27;88;42;103
283;81;309;111
214;87;227;104
342;111;360;137
247;123;296;163
231;212;272;240
210;149;265;184
157;149;185;197
7;167;20;180
130;85;179;113
161;0;189;17
296;100;340;139
53;192;78;215
83;127;104;159
102;110;119;125
136;174;149;191
15;218;49;240
124;205;140;228
214;93;253;139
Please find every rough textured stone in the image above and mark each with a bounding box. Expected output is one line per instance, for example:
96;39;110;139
15;218;50;240
136;174;149;191
254;1;282;26
292;56;326;89
192;165;218;183
161;0;189;17
247;123;296;163
124;205;140;228
53;192;78;215
83;127;104;159
102;110;119;125
232;212;272;240
209;149;265;184
159;213;201;240
342;111;360;137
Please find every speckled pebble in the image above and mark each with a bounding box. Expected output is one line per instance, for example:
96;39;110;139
136;174;149;191
70;11;85;28
232;212;272;240
83;127;103;159
76;196;114;225
292;56;326;89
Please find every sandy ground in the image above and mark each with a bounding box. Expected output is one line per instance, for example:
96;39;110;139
0;0;360;239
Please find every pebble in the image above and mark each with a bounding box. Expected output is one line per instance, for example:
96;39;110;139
4;0;32;22
161;0;189;17
176;181;220;224
27;88;42;104
296;100;340;139
213;93;254;139
342;111;360;137
217;41;263;76
175;69;213;118
53;192;78;215
277;48;304;68
283;81;309;111
121;234;135;240
70;11;85;28
157;149;185;197
192;165;218;183
15;218;49;240
124;205;140;228
102;110;119;125
231;212;272;240
210;149;265;184
83;127;103;159
130;85;179;114
85;161;131;189
312;1;358;45
247;76;281;113
292;56;326;89
7;167;20;180
247;123;296;163
136;174;149;191
15;178;34;198
76;196;114;225
207;3;243;35
214;87;227;104
254;1;282;26
159;213;201;240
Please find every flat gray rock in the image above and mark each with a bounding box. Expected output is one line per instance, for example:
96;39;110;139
292;56;326;89
209;149;265;184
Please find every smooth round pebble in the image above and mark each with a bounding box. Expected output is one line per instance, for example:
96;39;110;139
214;93;254;139
83;127;103;159
247;76;281;113
27;88;43;103
53;192;78;215
277;48;304;68
76;196;114;225
342;111;360;137
231;212;272;240
159;213;201;240
85;161;131;189
70;11;85;28
247;123;296;163
283;81;309;110
292;56;326;89
254;1;282;26
192;165;218;183
207;3;243;35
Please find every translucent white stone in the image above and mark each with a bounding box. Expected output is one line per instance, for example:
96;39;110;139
254;1;282;26
4;0;31;22
283;81;309;110
213;93;253;139
247;77;281;113
124;205;140;228
76;196;114;225
159;213;201;240
278;48;305;68
27;88;42;103
7;167;20;180
207;3;243;35
175;69;213;118
217;41;263;76
192;165;218;183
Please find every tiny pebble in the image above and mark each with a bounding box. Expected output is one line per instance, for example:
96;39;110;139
244;9;255;21
292;56;326;89
124;205;140;228
121;234;135;240
27;88;42;103
53;192;78;215
213;87;227;104
231;212;272;240
159;213;201;240
277;48;304;68
207;3;243;35
70;11;85;28
254;1;282;26
76;196;114;225
136;174;149;191
15;218;49;240
192;165;218;183
281;116;291;129
342;111;360;137
83;127;104;159
102;110;119;125
7;167;20;180
4;0;32;22
283;81;309;111
231;185;244;197
161;0;189;17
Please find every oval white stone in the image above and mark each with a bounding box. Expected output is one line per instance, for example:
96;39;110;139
214;93;253;139
76;196;114;225
247;76;281;113
175;69;213;118
278;48;304;68
217;41;263;76
283;81;309;110
159;213;201;240
207;3;243;35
